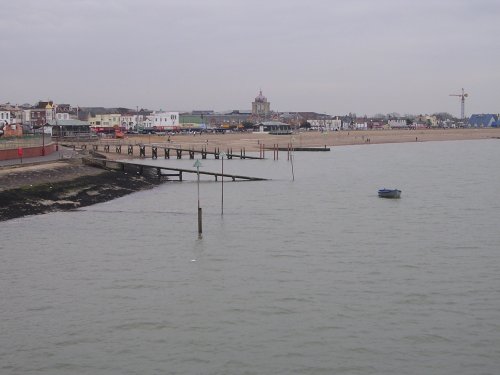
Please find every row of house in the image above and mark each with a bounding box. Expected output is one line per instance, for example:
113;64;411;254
0;102;182;130
2;100;499;139
87;111;180;131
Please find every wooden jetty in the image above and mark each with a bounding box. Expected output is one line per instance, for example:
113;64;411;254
71;142;263;160
83;157;268;182
271;146;331;152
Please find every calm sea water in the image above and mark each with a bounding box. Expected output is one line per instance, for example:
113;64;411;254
1;139;500;375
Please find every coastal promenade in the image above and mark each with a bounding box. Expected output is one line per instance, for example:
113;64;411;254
2;128;499;167
2;128;499;187
105;128;500;154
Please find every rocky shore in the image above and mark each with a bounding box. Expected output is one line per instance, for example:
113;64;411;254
0;158;163;222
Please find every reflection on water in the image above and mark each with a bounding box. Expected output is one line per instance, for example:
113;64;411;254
1;140;500;374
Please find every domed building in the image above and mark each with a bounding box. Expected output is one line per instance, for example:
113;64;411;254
252;90;271;118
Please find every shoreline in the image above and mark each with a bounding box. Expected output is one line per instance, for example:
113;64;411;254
117;128;500;155
0;158;163;222
1;129;498;221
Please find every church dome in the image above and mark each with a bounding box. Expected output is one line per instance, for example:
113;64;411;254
255;90;267;103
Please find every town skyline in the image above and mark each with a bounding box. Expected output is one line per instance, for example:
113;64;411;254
0;97;482;120
2;0;499;117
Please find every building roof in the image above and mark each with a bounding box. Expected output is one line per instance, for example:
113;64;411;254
256;121;289;126
47;119;90;126
254;90;268;103
468;114;498;126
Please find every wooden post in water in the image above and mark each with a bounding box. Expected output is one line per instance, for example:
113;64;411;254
198;207;202;238
194;160;203;238
220;151;227;215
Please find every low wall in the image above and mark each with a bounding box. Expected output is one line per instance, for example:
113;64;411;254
0;143;57;161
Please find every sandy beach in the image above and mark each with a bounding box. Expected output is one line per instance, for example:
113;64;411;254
127;128;500;154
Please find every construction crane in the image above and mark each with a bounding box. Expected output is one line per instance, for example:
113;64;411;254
449;88;468;121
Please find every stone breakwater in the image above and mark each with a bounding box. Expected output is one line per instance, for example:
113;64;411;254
0;159;163;222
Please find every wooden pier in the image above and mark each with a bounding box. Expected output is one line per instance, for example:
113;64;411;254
83;157;268;182
67;140;331;163
72;142;262;160
270;146;331;152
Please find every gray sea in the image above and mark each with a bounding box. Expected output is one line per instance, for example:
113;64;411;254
1;139;500;375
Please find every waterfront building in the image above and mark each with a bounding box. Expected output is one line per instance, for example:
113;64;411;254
88;113;121;127
415;114;438;128
179;113;206;131
203;110;252;128
120;114;145;131
151;111;180;131
354;118;368;130
28;101;55;127
48;119;91;139
388;119;408;128
309;118;342;131
468;114;498;127
252;90;271;118
254;121;291;134
0;111;11;126
55;113;70;121
341;116;355;130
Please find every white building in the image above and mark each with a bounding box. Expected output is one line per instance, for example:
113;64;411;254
388;119;408;128
151;111;180;130
56;113;70;121
121;114;145;130
0;111;11;125
309;118;342;131
22;109;31;125
143;116;153;128
354;120;368;130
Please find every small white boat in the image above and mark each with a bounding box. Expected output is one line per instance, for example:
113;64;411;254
378;188;401;199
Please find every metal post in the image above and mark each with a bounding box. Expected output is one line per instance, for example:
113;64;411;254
41;123;45;156
220;151;227;215
194;159;202;237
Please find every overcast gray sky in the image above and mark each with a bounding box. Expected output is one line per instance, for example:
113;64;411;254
2;0;499;116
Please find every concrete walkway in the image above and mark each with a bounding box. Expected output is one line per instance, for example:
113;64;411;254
0;146;81;167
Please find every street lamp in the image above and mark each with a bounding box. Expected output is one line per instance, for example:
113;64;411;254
41;120;45;156
193;159;202;237
219;151;227;215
